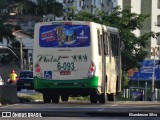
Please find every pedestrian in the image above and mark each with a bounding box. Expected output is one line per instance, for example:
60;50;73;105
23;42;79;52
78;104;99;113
9;69;17;84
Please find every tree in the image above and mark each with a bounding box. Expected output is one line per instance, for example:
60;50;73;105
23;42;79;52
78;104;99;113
0;1;20;64
73;7;157;73
0;15;15;44
0;19;19;64
20;0;63;21
0;25;19;64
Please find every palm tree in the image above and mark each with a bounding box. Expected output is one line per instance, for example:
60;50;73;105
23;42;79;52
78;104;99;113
0;18;15;44
21;0;63;21
0;0;18;44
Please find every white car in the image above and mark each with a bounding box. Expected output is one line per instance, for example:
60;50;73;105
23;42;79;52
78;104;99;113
0;75;4;85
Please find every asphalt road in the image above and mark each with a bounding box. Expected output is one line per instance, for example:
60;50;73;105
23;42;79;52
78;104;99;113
1;89;160;119
1;101;160;120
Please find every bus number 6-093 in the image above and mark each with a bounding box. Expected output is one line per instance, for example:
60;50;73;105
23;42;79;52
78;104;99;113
57;62;75;70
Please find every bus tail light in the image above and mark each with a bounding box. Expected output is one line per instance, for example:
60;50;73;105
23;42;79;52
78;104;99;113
88;61;96;78
35;62;43;78
35;63;41;73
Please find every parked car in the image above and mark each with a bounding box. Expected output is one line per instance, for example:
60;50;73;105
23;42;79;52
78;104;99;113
17;70;34;91
0;75;4;85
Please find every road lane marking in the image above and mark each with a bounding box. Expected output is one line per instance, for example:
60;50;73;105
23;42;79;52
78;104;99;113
98;108;105;111
110;104;118;106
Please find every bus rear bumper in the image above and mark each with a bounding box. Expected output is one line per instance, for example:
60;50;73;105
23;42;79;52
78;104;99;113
35;88;98;97
33;76;99;96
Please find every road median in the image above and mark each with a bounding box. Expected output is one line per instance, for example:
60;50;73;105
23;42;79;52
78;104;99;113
0;84;19;105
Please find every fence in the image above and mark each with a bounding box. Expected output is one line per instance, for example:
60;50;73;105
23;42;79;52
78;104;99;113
122;88;160;101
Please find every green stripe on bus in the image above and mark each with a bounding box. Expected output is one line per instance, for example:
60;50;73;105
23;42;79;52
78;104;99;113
33;76;99;89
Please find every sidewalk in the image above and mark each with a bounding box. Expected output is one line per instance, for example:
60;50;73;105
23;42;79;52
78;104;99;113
110;101;160;105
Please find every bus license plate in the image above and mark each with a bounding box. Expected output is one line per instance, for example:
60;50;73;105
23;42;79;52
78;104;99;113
60;71;71;75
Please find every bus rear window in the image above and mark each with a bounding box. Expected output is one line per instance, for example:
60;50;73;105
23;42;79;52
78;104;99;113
39;25;90;48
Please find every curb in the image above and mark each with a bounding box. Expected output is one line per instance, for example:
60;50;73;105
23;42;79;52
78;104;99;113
117;101;160;104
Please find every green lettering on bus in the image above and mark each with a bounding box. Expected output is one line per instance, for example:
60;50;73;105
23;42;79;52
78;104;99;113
57;62;75;70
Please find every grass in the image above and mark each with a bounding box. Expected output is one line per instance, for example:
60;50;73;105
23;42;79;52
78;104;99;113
18;93;43;102
18;93;90;102
116;96;133;101
69;96;89;101
17;93;134;102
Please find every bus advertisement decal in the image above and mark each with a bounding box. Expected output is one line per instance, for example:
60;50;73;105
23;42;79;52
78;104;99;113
39;25;90;48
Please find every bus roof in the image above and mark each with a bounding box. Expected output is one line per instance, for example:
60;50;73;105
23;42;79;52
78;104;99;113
36;21;119;33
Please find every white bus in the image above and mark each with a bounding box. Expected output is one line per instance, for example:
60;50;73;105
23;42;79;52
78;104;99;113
33;21;122;103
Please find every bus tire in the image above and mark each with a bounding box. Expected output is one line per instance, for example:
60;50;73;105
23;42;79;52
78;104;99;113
43;94;51;103
61;95;69;101
90;90;99;103
107;93;115;101
52;95;60;103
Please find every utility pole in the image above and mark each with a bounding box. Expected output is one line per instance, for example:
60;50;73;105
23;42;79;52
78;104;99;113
152;55;155;93
19;37;23;71
151;47;158;93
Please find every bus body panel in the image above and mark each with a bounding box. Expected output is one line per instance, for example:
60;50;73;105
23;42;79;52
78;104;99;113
34;22;92;81
33;21;121;99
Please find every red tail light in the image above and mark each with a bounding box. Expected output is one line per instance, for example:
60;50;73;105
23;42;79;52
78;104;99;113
36;68;41;72
88;61;96;78
35;62;43;78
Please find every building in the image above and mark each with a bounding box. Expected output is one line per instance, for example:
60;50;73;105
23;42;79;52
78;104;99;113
43;0;114;20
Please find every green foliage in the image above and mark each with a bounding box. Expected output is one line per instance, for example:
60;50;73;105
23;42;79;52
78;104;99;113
122;73;130;89
18;93;43;102
0;3;19;65
17;93;89;102
0;20;15;44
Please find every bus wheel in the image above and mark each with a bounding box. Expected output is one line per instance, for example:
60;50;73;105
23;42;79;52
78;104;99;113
107;93;115;101
90;90;99;103
61;95;69;101
52;95;60;103
43;94;51;103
